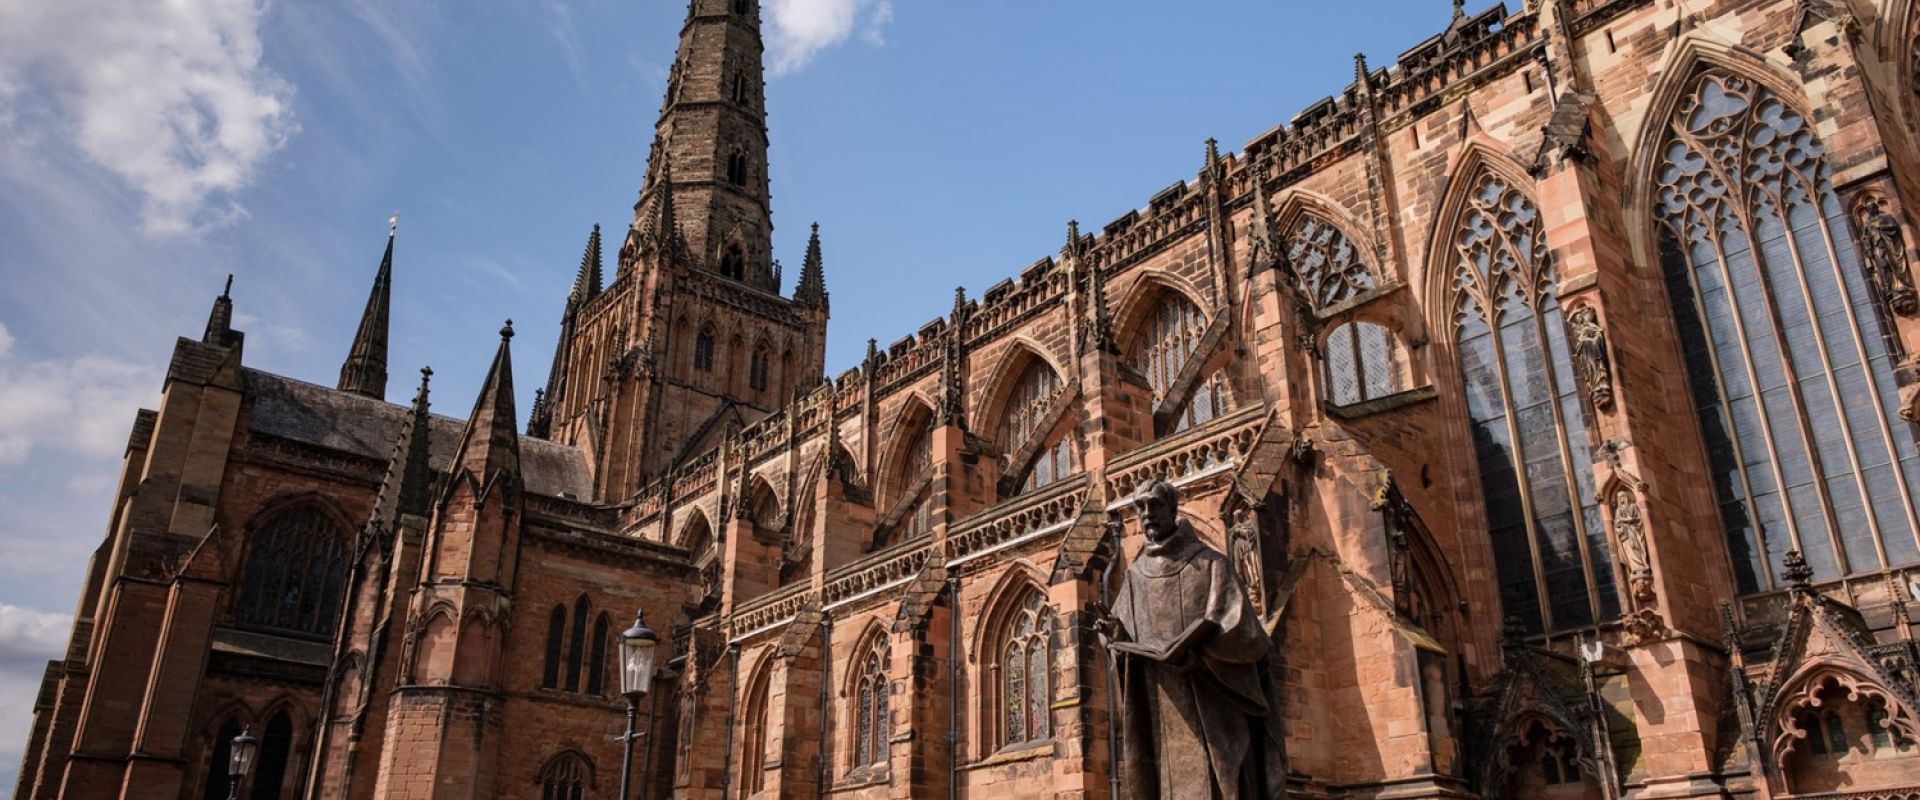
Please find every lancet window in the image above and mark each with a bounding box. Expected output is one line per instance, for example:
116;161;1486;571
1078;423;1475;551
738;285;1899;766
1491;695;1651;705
852;636;891;770
997;361;1075;494
1653;70;1920;593
1132;291;1231;432
235;506;350;638
1450;169;1619;635
693;327;716;372
538;752;591;800
993;590;1055;749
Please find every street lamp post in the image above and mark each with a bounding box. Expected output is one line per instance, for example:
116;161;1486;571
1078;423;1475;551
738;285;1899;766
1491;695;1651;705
618;610;660;800
226;725;258;800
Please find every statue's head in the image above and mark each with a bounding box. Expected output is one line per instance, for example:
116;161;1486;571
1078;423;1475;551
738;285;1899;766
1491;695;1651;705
1133;480;1181;544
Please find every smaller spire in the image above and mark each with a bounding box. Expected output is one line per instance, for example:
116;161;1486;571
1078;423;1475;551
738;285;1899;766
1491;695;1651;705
203;274;238;347
1085;256;1115;354
1062;219;1082;262
447;321;521;492
1203;137;1222;183
339;221;397;399
370;366;435;529
950;285;969;325
794;221;828;309
572;224;605;302
1354;52;1372;92
863;337;880;372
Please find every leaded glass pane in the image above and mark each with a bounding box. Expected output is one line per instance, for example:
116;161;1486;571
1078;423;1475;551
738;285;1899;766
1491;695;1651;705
1654;70;1920;591
1285;214;1376;308
236;507;349;637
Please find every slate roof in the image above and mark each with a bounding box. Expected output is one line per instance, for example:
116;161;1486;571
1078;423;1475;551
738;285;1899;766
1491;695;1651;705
244;368;594;501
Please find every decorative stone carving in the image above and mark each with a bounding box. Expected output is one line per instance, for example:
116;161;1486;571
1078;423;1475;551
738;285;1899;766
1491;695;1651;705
1611;488;1652;604
1096;481;1285;799
1854;194;1918;317
1567;305;1615;412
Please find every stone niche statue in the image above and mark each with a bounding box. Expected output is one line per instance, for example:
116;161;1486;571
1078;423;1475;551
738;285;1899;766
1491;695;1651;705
1098;480;1287;799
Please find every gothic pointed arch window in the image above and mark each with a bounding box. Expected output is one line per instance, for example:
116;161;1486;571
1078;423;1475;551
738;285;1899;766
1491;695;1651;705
741;658;773;795
1131;289;1234;433
248;710;293;800
542;605;566;689
997;359;1076;494
988;588;1056;750
727;150;749;187
851;634;891;771
897;420;935;542
693;327;716;372
538;751;592;800
749;344;770;392
565;595;590;692
719;246;746;282
1653;69;1920;593
1285;212;1377;308
235;506;350;638
586;613;610;695
202;718;242;800
1449;167;1619;635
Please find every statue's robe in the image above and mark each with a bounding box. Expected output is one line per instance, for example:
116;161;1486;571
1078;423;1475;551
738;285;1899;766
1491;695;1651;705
1111;521;1286;799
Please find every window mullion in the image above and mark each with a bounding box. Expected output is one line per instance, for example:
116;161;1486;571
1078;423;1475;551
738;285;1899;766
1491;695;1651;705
1530;303;1606;625
1485;307;1556;632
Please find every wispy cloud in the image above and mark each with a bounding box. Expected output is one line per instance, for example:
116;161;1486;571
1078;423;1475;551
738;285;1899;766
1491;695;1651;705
0;323;157;467
764;0;894;75
0;0;297;235
544;1;591;92
0;604;73;792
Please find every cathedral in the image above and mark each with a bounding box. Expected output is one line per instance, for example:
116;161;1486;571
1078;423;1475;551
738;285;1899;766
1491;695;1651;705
16;0;1920;797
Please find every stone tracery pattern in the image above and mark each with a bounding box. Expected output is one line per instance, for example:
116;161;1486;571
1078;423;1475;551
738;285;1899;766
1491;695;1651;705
1284;213;1377;309
1653;69;1920;592
1451;169;1618;635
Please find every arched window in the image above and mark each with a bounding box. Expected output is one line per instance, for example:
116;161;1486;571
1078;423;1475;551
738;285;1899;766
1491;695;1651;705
542;605;566;689
1324;320;1403;406
249;711;293;800
898;423;935;541
202;719;242;800
565;595;590;692
750;480;781;529
1653;69;1920;593
236;506;350;638
1284;213;1376;309
732;72;750;105
719;246;745;281
1131;291;1230;432
693;327;716;372
1450;168;1618;635
1496;719;1597;798
727;151;748;187
681;512;713;553
998;360;1076;493
852;636;890;770
993;590;1055;750
742;661;773;795
587;613;610;695
749;345;770;392
538;752;591;800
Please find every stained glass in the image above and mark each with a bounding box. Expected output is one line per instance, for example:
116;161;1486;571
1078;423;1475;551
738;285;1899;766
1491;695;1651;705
235;507;349;637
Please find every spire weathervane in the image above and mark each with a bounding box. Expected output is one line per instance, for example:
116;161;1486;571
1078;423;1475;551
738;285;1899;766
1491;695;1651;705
389;212;400;236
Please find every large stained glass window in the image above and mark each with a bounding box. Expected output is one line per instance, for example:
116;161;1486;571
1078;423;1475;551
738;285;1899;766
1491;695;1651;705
235;507;349;638
1654;70;1920;592
1132;292;1233;432
998;361;1077;494
852;636;890;770
996;590;1055;749
1451;170;1619;634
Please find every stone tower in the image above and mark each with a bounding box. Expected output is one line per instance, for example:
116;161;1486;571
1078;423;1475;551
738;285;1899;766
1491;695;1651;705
527;0;828;502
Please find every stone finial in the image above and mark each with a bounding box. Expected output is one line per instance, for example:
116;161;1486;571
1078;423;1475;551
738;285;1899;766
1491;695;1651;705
1782;549;1814;592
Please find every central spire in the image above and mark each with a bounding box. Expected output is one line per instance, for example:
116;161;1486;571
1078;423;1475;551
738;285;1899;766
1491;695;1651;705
636;0;776;291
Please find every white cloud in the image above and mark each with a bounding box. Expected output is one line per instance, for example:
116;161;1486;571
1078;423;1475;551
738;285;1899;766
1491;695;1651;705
0;604;72;792
0;0;296;234
0;322;157;467
764;0;894;75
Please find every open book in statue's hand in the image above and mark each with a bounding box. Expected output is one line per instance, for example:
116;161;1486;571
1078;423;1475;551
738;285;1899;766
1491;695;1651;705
1105;618;1216;663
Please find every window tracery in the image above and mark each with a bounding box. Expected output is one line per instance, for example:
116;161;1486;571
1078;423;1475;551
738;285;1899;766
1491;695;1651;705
996;361;1076;493
1450;169;1618;635
749;345;770;392
1284;213;1376;309
1132;291;1231;432
852;636;891;770
538;752;591;800
235;506;350;638
693;328;716;372
1653;69;1920;593
993;590;1055;749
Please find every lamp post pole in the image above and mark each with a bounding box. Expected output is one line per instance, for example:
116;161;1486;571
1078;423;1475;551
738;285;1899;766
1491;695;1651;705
618;610;660;800
226;725;258;800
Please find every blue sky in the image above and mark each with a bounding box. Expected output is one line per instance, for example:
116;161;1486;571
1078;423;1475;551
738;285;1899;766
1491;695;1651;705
0;0;1454;780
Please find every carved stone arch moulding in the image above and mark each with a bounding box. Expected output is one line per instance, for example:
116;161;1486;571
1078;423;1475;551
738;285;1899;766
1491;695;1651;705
1418;140;1539;334
968;561;1050;664
1770;666;1920;764
971;339;1067;443
1481;708;1603;797
1272;191;1385;311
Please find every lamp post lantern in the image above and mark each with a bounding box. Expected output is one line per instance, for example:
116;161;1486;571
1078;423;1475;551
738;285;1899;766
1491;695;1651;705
226;725;258;800
618;610;660;800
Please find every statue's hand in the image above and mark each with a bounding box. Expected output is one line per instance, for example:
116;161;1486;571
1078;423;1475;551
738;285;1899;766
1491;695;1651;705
1087;601;1120;642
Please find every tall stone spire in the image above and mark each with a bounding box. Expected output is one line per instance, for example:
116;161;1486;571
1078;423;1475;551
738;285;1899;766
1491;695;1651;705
529;225;602;439
574;223;604;301
370;367;436;530
638;0;776;290
339;217;397;400
794;222;827;309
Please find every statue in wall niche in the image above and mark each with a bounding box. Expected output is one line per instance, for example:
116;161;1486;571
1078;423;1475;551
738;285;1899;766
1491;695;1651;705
1611;488;1654;605
1567;305;1615;412
1093;480;1286;800
1858;201;1919;317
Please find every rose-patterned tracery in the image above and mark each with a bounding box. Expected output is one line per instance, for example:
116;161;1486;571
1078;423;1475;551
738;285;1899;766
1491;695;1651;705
1285;213;1377;308
1451;169;1618;635
1653;70;1920;594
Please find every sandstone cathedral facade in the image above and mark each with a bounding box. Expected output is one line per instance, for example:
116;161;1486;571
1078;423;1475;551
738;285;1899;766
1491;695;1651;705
17;0;1920;797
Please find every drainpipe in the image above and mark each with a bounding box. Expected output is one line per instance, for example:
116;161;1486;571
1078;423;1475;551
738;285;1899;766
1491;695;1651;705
720;645;741;799
1099;514;1125;800
946;572;961;800
817;613;833;800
